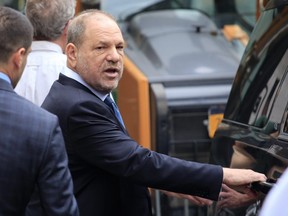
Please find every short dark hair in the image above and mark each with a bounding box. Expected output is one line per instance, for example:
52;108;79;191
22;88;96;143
0;6;33;63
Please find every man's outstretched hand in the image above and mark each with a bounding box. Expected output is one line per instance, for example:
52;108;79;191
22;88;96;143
223;168;266;186
217;184;258;209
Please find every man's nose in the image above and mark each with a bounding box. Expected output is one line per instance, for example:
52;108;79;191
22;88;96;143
107;47;120;62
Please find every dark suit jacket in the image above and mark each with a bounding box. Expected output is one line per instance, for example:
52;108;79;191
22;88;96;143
0;79;78;215
42;73;223;216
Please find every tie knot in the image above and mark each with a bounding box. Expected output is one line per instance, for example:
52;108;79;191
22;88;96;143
104;94;125;127
104;95;114;109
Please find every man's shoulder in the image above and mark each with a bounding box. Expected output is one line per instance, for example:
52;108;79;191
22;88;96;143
43;78;104;114
27;51;66;66
51;75;100;101
28;41;66;65
16;93;58;122
1;92;59;143
31;41;63;54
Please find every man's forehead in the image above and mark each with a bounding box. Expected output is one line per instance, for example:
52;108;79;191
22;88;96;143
85;12;114;23
82;26;124;46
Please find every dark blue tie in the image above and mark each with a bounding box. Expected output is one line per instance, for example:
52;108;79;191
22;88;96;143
104;95;125;127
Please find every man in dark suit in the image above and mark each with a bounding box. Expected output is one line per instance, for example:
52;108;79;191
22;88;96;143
0;6;79;215
42;9;266;216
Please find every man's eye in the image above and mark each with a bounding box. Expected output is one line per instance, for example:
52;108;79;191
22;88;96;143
117;46;124;51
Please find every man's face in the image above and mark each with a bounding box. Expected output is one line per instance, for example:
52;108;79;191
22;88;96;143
72;15;125;94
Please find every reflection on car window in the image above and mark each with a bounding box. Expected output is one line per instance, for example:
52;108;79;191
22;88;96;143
283;110;288;134
103;0;256;33
225;6;288;130
235;0;256;26
0;0;25;12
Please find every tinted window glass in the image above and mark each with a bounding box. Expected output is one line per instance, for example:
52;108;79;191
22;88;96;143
103;0;256;32
225;6;288;130
0;0;25;11
283;107;288;134
235;0;256;26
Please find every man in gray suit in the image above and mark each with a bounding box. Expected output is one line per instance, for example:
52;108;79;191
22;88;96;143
0;6;78;215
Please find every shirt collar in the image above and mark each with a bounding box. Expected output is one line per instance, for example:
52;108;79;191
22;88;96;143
61;67;110;101
0;72;11;84
31;41;63;54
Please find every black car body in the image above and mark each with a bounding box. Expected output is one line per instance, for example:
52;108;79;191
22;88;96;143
209;0;288;215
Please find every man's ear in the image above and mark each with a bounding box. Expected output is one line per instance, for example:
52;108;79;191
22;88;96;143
66;43;78;68
13;48;26;68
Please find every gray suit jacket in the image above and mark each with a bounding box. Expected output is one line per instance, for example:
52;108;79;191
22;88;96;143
0;78;78;215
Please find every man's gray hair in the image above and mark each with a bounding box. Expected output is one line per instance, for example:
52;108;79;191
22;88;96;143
25;0;76;40
67;9;117;48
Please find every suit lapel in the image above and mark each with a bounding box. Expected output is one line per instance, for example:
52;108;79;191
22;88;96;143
58;73;128;133
58;73;95;97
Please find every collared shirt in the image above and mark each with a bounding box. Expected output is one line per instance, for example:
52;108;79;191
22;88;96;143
15;41;66;106
62;67;113;101
0;72;11;84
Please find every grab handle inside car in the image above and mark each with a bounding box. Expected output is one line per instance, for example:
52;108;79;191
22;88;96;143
250;179;276;195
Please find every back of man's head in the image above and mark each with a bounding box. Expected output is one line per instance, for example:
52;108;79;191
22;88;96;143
25;0;76;41
0;6;33;64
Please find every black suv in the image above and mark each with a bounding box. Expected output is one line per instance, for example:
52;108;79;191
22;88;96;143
209;0;288;215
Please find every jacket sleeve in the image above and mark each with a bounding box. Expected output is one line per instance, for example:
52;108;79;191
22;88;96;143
69;101;223;201
26;118;79;216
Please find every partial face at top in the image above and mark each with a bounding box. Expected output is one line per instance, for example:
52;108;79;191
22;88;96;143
66;13;125;94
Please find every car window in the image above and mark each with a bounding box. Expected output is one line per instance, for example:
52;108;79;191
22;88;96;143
224;6;288;131
235;0;257;27
282;107;288;134
103;0;257;33
0;0;25;11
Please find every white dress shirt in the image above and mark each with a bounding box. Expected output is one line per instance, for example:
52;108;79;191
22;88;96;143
259;168;288;216
15;41;66;106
